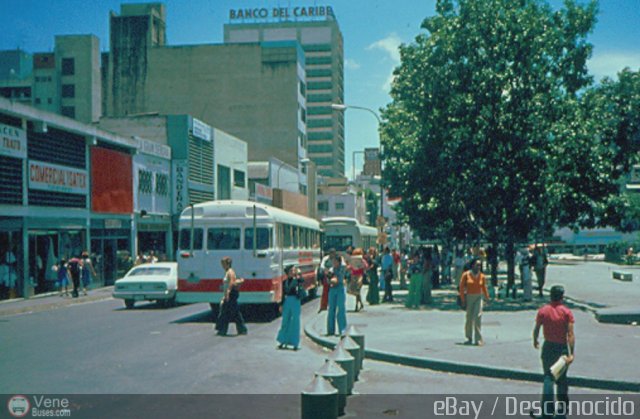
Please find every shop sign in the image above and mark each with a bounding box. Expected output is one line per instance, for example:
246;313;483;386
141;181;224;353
191;118;212;142
29;160;88;194
255;183;273;204
172;160;189;215
135;137;171;159
229;5;334;20
0;123;27;159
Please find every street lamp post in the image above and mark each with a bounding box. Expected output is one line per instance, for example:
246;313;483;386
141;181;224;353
352;150;365;181
275;157;311;190
331;103;384;220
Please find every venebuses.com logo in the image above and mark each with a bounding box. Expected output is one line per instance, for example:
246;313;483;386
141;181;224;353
7;395;30;418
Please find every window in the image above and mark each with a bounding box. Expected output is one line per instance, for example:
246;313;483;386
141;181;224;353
61;58;75;75
156;173;168;195
283;224;292;248
35;98;41;104
61;84;75;98
61;106;75;118
138;169;153;193
336;202;345;210
233;169;245;188
245;227;272;250
207;228;241;250
318;201;329;211
179;228;203;250
217;164;231;199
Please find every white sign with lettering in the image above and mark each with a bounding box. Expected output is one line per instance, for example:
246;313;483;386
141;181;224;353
29;160;88;194
0;123;27;159
191;118;212;142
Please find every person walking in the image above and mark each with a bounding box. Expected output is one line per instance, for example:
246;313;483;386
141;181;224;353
381;247;394;302
327;255;348;336
215;256;247;336
67;255;82;298
533;245;549;298
532;285;575;419
365;247;380;305
459;259;490;345
276;265;304;350
348;248;367;312
80;251;97;296
56;259;70;297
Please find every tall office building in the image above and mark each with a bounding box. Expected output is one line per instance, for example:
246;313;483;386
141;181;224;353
223;7;345;178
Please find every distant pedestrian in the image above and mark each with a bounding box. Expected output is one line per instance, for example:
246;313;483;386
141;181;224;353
80;251;97;296
277;265;304;350
533;246;549;298
453;249;465;287
381;247;394;302
327;256;347;336
215;256;247;336
421;248;433;305
67;256;82;298
405;250;424;309
431;245;440;289
532;285;575;419
459;259;490;345
348;248;367;312
520;248;533;301
318;249;337;313
56;259;69;297
365;247;380;305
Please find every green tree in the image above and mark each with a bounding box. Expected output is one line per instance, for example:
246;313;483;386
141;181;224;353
381;0;626;288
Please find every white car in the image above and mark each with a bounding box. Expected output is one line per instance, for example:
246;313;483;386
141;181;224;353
113;262;178;309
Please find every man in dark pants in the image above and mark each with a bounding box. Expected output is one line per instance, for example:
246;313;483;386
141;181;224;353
66;256;82;298
381;247;394;302
532;285;575;419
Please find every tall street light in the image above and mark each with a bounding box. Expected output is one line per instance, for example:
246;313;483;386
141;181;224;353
331;103;384;220
276;157;311;189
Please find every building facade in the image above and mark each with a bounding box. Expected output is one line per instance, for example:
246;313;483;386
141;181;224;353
223;7;344;178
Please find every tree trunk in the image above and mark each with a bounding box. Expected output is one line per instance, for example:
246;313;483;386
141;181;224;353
505;237;516;297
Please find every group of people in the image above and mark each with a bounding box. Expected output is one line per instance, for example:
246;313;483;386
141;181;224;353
53;251;97;298
515;245;549;300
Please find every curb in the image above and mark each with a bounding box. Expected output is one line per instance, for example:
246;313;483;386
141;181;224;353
304;315;640;393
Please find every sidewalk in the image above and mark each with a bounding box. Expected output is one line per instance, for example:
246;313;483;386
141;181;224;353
305;263;640;392
0;286;114;317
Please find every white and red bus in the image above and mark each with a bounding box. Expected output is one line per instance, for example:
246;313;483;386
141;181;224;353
176;200;322;313
321;217;378;253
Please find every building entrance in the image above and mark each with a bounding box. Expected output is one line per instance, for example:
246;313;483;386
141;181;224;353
91;237;131;286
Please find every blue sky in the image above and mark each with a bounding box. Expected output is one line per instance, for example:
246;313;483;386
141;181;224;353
2;0;640;178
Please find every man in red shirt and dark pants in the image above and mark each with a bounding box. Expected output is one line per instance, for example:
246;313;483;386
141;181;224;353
532;285;575;419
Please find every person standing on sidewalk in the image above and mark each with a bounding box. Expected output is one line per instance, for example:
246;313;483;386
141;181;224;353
66;256;82;298
381;247;394;302
532;285;575;419
533;245;549;298
405;249;424;309
56;259;70;297
216;256;247;336
276;265;304;350
459;258;490;345
318;249;337;313
80;251;97;296
327;255;348;336
365;247;380;305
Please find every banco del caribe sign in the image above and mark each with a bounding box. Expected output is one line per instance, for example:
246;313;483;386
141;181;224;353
229;5;334;20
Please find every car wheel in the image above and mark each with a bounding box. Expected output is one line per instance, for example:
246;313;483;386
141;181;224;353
209;302;220;319
124;299;135;309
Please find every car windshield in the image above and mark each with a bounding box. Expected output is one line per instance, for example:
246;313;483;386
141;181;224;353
128;267;171;277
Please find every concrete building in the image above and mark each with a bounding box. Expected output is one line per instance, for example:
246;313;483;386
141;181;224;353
105;4;308;177
0;96;172;299
0;36;102;124
224;7;345;178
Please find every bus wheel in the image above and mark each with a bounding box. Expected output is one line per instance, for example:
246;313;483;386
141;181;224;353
124;299;135;309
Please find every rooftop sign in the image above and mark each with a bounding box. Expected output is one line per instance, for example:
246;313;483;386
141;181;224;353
229;6;334;21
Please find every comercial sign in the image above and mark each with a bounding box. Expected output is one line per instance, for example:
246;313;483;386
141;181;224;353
0;123;27;159
29;160;88;194
229;5;334;20
172;160;189;215
191;118;212;142
135;137;171;159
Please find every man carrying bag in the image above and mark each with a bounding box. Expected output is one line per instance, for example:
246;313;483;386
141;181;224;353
532;285;575;419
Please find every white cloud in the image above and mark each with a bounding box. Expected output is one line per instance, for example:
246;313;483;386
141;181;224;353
367;33;402;64
588;52;640;81
344;58;361;70
367;33;403;92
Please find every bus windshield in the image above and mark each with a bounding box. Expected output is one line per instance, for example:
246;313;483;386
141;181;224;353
324;235;352;252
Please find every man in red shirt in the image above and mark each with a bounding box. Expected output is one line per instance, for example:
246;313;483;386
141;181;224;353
532;285;575;419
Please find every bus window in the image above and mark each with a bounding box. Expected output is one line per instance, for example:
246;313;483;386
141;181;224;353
324;235;352;252
207;228;241;250
293;226;299;248
179;228;203;250
283;224;292;248
245;228;272;250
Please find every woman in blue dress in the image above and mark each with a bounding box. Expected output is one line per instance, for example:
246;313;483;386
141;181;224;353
276;265;305;350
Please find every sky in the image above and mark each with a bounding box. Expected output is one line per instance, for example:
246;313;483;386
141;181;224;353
2;0;640;179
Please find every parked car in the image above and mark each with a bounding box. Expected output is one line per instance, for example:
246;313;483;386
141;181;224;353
112;262;178;309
